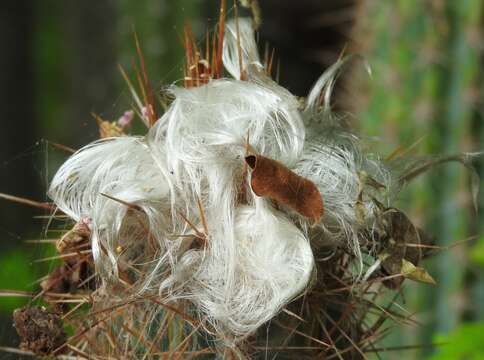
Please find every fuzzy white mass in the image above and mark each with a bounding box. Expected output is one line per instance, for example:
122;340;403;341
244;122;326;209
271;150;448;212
48;18;392;340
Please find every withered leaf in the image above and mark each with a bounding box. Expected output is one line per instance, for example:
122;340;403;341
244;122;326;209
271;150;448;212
379;253;436;286
401;259;436;285
245;155;324;223
377;208;432;288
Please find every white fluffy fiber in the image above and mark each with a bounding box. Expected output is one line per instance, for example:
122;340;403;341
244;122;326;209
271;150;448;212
183;204;313;338
48;18;391;340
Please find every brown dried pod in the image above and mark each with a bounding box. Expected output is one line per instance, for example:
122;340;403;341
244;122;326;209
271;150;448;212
56;221;91;254
245;154;324;223
13;306;66;355
42;221;95;309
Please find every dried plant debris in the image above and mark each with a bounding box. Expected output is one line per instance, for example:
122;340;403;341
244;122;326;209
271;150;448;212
13;306;66;356
94;111;134;138
55;220;91;254
41;220;95;310
0;7;481;360
375;208;435;288
246;154;324;223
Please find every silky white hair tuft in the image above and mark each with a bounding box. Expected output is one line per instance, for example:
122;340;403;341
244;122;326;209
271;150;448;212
48;17;395;341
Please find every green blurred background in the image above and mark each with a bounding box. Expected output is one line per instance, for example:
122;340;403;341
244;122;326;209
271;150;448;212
0;0;482;359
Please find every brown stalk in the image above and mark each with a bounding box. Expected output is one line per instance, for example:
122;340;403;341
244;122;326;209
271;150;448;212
0;289;33;298
142;312;175;360
121;322;162;354
134;32;158;126
33;250;91;263
48;141;76;154
233;2;245;80
267;47;276;76
148;297;199;327
172;323;201;360
195;196;209;235
215;0;226;78
273;320;330;347
314;312;344;360
0;192;55;211
183;0;226;87
66;344;90;359
363;342;446;353
99;192;143;212
319;308;368;360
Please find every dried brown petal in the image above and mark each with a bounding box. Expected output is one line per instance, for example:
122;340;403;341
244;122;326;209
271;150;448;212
246;155;324;223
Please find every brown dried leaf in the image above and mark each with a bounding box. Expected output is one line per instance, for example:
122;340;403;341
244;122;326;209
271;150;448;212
246;155;324;223
381;209;423;262
377;208;430;288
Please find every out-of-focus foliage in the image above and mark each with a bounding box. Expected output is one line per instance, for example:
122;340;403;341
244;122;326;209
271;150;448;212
429;323;484;360
0;250;35;312
471;236;484;266
356;0;483;358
